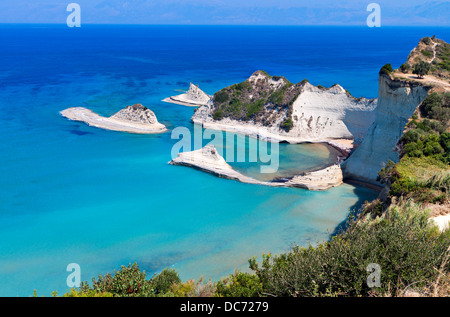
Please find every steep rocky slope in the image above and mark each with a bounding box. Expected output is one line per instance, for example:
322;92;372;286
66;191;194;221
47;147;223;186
341;74;431;184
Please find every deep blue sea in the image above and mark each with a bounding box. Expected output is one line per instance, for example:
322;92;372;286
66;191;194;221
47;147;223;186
0;25;449;297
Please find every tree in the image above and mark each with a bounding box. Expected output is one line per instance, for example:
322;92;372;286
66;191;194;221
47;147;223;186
399;63;411;73
379;63;393;75
413;61;431;78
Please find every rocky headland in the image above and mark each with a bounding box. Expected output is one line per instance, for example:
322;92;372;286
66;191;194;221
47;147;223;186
191;71;377;151
61;104;167;134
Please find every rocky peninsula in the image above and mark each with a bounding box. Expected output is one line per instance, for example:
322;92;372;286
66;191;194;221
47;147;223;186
61;104;167;134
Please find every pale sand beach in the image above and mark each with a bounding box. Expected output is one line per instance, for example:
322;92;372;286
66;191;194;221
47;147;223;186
60;107;168;134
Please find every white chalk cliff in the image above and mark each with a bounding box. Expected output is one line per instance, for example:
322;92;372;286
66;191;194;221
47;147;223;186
341;74;431;184
163;83;212;107
192;72;377;145
290;83;377;143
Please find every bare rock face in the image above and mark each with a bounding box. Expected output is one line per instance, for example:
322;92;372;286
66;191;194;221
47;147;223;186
186;83;212;105
342;74;431;184
111;104;158;124
163;83;212;107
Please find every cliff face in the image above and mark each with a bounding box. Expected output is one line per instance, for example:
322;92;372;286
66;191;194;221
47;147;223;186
342;74;431;184
289;83;376;143
192;71;377;144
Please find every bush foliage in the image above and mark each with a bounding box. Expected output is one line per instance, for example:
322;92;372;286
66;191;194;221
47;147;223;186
248;203;450;297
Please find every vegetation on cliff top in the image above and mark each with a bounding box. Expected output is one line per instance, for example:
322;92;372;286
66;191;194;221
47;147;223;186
404;36;450;80
375;90;450;208
211;71;301;132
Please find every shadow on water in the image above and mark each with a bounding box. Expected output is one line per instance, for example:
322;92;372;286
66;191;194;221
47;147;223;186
328;184;380;240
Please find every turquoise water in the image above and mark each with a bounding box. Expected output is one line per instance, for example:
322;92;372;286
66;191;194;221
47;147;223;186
2;25;448;296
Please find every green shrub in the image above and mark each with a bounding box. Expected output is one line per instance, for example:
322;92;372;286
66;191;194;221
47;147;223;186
213;108;224;120
214;90;229;104
421;37;432;45
150;268;181;295
413;61;431;78
420;92;450;123
248;203;450;297
91;263;155;297
399;63;411;73
379;63;393;75
421;49;433;58
215;272;262;297
63;288;113;297
281;118;294;132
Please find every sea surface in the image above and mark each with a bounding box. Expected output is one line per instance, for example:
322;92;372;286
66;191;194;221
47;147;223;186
0;25;448;297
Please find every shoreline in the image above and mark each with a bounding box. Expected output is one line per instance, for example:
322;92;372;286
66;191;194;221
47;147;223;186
344;178;384;192
194;119;356;155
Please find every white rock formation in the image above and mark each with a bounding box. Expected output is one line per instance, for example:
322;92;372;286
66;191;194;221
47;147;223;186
170;145;343;191
290;83;377;143
163;83;212;107
341;74;430;184
60;104;167;134
192;81;377;146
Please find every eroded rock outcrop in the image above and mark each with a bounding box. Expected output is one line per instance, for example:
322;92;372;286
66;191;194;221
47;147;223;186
163;83;212;107
61;104;167;134
111;103;159;125
341;74;431;184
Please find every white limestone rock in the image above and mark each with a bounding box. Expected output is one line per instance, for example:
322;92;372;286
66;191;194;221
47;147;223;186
341;74;431;184
163;83;212;107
